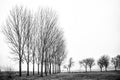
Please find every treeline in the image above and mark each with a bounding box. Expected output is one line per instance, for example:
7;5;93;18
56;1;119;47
64;55;120;72
79;55;120;72
3;6;67;77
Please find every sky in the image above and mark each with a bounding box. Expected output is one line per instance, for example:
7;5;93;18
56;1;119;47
0;0;120;71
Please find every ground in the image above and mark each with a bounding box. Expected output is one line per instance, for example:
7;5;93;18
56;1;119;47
0;71;120;80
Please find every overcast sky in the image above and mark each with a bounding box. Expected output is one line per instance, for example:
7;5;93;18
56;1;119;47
0;0;120;71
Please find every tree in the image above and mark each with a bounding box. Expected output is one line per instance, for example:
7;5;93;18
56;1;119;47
97;58;104;72
34;8;67;76
102;55;109;71
3;6;28;76
82;59;89;72
57;51;67;73
68;57;74;72
116;55;120;69
23;10;33;76
87;58;95;72
111;57;118;71
98;55;109;72
3;6;67;77
111;55;120;71
30;21;37;75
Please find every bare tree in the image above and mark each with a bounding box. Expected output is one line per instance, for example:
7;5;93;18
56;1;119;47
30;19;38;75
87;58;95;72
3;6;67;77
3;6;28;76
68;57;74;72
34;8;67;76
22;10;33;76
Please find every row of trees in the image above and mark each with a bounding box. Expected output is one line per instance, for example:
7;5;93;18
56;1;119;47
3;6;67;77
97;55;120;72
63;55;120;72
79;55;120;72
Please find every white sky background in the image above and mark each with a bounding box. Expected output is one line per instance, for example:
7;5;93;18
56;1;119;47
0;0;120;71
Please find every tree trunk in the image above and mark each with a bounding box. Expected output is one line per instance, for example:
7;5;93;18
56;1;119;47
54;60;56;73
38;63;39;75
85;66;87;72
26;43;30;76
45;52;47;76
115;66;117;71
52;63;54;74
41;51;44;77
105;67;107;72
90;67;91;72
69;68;70;73
59;64;61;73
27;62;29;76
49;62;51;74
100;68;102;72
33;54;35;75
19;58;22;77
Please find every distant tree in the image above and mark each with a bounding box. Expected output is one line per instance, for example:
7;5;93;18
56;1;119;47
111;57;118;71
82;59;89;72
98;55;109;71
97;58;104;72
102;55;109;71
68;57;74;72
116;55;120;69
87;58;95;72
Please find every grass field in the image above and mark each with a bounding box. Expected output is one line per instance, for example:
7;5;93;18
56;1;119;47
0;71;120;80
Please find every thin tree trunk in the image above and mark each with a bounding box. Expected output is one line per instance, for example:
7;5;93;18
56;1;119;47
49;62;51;74
85;66;87;72
90;67;91;72
100;68;102;72
59;64;61;73
55;64;56;73
27;50;29;76
45;52;47;76
41;50;44;77
55;57;56;74
19;57;22;77
27;62;29;76
105;67;107;72
38;63;39;75
52;63;54;74
115;66;117;71
33;54;35;75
